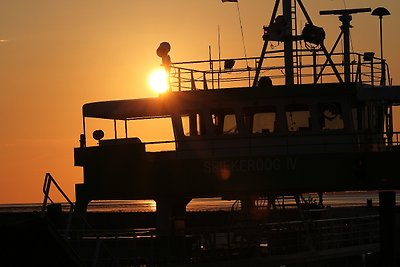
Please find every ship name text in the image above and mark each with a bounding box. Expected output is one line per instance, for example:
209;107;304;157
203;157;297;174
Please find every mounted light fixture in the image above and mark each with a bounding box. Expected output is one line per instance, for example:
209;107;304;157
156;42;171;71
371;7;390;85
92;129;104;141
371;7;390;60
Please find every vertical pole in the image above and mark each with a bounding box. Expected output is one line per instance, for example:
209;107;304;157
379;17;386;86
155;197;191;262
190;70;196;90
356;54;362;83
312;49;317;84
340;14;352;83
203;72;208;90
82;117;87;144
388;105;393;146
178;68;181;92
370;60;374;85
218;24;221;89
379;17;383;63
81;117;87;148
379;191;396;266
114;119;117;139
283;0;294;85
209;45;214;89
125;120;128;138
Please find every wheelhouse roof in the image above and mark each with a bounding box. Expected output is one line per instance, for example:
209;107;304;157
82;83;400;120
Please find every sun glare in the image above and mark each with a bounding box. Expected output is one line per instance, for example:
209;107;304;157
148;68;169;94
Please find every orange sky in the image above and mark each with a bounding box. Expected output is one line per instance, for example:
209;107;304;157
0;0;399;204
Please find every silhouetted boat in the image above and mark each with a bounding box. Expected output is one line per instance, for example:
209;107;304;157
38;1;400;266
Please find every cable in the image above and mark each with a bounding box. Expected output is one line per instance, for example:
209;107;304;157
236;1;249;68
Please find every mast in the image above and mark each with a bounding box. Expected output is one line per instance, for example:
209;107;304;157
320;8;371;83
254;0;324;86
283;0;294;85
254;1;371;86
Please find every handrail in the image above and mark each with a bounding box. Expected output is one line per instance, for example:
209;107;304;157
42;173;75;237
187;214;379;262
140;131;400;155
168;50;389;91
87;130;400;156
42;172;74;213
58;214;378;265
42;173;118;266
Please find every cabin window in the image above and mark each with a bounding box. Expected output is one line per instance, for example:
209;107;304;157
243;106;277;133
212;109;237;135
352;107;360;131
392;105;399;133
181;111;205;136
357;103;384;132
285;104;311;132
126;117;175;151
319;102;344;130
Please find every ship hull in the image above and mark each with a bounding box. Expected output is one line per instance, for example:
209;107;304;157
75;144;400;201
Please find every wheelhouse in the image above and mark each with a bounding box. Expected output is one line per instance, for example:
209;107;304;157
79;82;400;157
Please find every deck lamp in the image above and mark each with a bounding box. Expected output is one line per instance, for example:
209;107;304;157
93;129;104;142
363;52;375;62
371;7;390;85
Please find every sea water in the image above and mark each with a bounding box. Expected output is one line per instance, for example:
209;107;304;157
0;191;398;213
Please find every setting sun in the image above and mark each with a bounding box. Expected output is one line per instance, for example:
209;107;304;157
148;68;169;94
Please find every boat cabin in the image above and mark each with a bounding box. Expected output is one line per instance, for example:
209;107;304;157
80;82;400;158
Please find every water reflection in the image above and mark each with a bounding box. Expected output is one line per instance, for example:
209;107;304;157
1;191;398;213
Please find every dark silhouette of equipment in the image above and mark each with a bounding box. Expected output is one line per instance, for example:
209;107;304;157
263;15;287;41
157;42;171;71
254;0;341;86
92;129;104;141
258;76;273;87
319;8;371;83
224;59;235;70
302;23;325;45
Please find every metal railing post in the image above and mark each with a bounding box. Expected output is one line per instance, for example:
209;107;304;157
190;70;196;90
380;59;386;85
178;68;181;91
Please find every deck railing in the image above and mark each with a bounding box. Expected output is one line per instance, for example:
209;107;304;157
42;173;118;266
188;215;379;263
168;50;391;91
62;214;379;265
141;131;400;155
42;173;75;235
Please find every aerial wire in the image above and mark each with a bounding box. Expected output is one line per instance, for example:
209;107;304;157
235;1;249;68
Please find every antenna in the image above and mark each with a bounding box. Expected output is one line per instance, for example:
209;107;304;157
320;8;371;83
319;8;371;16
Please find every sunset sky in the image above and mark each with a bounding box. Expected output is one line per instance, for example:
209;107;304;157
0;0;399;204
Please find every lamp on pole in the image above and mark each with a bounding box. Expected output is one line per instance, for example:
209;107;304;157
371;7;390;85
